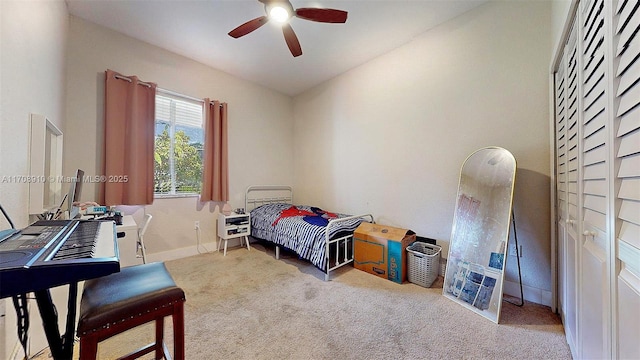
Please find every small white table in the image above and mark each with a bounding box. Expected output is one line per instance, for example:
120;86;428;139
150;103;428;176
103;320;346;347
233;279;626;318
115;215;141;267
217;212;251;256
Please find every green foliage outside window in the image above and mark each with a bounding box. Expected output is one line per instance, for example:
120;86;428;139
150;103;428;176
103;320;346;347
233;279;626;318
154;125;203;194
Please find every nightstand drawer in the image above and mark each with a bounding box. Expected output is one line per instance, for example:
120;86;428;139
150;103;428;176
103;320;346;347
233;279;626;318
225;224;250;236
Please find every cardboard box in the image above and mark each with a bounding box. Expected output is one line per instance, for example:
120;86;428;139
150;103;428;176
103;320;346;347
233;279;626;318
353;222;416;283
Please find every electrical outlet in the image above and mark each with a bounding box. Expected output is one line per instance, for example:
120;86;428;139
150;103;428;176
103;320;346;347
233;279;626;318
194;221;200;229
509;244;522;257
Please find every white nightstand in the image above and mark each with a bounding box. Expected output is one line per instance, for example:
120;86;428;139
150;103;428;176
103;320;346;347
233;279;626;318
217;212;251;256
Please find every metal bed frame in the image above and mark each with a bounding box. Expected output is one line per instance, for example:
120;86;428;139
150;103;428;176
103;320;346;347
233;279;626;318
245;185;374;281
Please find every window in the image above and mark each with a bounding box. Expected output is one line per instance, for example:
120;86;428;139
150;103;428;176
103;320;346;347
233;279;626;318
154;91;204;195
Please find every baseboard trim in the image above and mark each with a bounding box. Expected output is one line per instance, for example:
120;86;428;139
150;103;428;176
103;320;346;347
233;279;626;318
146;241;219;263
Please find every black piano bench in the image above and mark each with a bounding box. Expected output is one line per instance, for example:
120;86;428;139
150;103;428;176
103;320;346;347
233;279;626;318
77;262;186;360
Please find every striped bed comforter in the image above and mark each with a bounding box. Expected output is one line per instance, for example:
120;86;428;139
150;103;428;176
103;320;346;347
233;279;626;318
250;203;366;270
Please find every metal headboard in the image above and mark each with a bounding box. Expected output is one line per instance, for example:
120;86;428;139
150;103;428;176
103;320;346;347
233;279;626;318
245;185;293;212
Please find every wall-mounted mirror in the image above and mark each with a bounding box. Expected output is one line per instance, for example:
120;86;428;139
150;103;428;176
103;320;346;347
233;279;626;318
29;113;63;214
443;146;516;323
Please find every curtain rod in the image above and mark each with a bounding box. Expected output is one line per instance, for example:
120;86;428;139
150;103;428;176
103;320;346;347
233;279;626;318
114;74;225;107
113;74;152;88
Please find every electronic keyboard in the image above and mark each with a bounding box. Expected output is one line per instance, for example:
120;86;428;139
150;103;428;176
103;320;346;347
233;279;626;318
0;219;119;299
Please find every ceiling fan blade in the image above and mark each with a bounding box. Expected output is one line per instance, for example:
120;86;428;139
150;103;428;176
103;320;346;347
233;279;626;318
295;8;348;23
228;16;269;38
282;24;302;57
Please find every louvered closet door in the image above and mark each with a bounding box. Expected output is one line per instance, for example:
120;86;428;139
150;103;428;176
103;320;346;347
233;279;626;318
555;54;568;321
565;21;581;354
555;52;568;320
579;0;610;357
555;21;579;354
612;0;640;358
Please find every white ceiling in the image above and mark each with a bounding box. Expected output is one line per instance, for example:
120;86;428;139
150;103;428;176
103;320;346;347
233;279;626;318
66;0;488;96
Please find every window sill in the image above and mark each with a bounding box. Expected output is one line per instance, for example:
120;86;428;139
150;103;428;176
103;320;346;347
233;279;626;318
154;193;200;199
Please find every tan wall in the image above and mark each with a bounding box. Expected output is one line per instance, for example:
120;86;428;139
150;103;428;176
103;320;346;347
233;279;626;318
1;1;69;358
64;16;295;256
293;1;553;303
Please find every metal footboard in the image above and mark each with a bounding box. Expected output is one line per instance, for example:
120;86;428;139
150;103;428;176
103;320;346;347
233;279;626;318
324;214;374;281
245;185;374;281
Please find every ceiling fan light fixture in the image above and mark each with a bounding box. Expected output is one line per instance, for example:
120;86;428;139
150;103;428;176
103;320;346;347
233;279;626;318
269;6;290;23
230;0;348;57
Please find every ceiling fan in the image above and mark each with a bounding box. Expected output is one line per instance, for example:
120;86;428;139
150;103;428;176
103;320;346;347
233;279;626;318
228;0;348;57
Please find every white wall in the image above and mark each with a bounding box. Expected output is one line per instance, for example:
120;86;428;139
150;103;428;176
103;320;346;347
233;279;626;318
0;1;69;358
64;16;294;256
0;1;68;229
293;1;553;304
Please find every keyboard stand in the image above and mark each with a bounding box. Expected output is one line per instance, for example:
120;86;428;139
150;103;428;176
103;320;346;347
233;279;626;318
34;282;79;360
1;220;120;359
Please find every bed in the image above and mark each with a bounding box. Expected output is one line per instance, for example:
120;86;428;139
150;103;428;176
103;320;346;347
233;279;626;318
245;185;374;281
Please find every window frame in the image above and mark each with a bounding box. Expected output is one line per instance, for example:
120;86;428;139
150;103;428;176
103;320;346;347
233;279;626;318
153;89;205;198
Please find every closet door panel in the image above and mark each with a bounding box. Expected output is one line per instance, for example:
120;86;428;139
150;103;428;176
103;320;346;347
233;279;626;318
580;0;609;357
565;231;579;350
555;65;570;330
564;21;580;353
555;22;578;352
613;0;640;357
580;239;608;358
554;0;639;356
556;62;567;225
617;269;640;359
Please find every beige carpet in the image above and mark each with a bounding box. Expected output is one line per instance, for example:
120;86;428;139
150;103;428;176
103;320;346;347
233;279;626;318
34;242;572;359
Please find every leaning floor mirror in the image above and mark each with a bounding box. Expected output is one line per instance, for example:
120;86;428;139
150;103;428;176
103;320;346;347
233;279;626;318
443;146;516;323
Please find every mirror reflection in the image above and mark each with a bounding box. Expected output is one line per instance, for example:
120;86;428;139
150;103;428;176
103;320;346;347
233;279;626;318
443;147;516;323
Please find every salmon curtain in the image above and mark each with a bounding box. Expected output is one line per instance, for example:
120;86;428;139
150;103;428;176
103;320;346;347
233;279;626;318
200;99;229;202
101;69;157;205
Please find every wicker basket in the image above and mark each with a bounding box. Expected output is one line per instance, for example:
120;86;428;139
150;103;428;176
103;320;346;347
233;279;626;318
406;242;442;288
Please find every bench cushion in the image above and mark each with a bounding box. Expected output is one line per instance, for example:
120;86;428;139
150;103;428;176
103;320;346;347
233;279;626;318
77;262;185;336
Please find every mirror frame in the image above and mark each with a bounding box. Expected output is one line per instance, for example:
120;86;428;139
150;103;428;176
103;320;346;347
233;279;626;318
442;146;516;323
29;113;64;214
